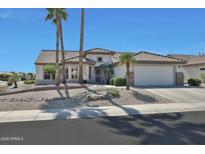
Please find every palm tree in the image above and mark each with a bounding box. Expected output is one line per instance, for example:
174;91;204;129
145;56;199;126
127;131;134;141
45;8;68;84
45;9;60;85
119;53;136;90
79;8;85;83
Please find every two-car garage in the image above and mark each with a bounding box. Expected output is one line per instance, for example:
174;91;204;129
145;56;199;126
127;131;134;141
133;65;176;86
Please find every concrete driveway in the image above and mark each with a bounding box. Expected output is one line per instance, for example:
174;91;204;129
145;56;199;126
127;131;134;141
145;87;205;103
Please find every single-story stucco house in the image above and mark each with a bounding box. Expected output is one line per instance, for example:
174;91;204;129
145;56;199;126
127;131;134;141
35;48;184;86
168;54;205;82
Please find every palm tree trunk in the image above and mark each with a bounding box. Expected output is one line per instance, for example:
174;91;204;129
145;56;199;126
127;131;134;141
79;8;85;83
57;15;66;84
54;30;60;85
126;62;130;90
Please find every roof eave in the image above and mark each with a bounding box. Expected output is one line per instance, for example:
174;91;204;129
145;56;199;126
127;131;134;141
85;52;115;55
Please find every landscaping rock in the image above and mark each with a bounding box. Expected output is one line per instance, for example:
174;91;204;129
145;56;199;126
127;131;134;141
86;94;105;101
104;94;113;99
0;83;8;93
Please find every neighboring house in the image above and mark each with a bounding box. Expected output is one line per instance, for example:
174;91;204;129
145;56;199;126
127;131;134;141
35;48;184;86
168;54;205;83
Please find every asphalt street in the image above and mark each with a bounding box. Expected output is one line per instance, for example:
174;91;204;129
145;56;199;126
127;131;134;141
0;111;205;145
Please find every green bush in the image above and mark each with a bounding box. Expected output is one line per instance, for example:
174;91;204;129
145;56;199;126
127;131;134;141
0;78;9;81
110;78;114;85
24;80;35;84
106;88;120;97
114;77;126;86
188;78;202;86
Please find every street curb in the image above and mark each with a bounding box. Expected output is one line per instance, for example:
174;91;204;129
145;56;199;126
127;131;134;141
1;102;205;123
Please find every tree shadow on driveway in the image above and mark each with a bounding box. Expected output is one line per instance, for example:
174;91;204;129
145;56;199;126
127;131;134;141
130;90;157;103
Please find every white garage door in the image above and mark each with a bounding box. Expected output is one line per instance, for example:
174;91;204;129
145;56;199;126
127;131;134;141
134;65;175;86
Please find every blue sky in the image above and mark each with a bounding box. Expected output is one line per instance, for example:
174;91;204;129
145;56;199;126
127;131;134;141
0;8;205;72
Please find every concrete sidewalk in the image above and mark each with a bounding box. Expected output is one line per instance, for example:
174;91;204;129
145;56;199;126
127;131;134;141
0;102;205;123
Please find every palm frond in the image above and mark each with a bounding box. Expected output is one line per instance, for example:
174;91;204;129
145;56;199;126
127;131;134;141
119;53;136;65
45;8;68;23
45;13;54;22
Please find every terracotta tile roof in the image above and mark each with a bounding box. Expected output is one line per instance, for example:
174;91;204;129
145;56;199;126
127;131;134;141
168;54;205;66
65;56;96;65
35;50;79;64
167;54;196;61
184;56;205;65
85;48;115;55
35;49;184;65
132;51;185;64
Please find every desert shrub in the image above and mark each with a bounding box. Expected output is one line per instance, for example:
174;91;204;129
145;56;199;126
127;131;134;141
110;78;114;85
0;73;12;81
188;78;202;86
24;79;35;85
0;78;9;81
8;73;20;88
106;88;120;97
114;77;126;86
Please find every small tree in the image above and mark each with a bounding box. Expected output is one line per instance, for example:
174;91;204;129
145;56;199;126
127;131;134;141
119;53;136;90
8;73;20;88
43;64;56;78
99;64;113;84
201;73;205;83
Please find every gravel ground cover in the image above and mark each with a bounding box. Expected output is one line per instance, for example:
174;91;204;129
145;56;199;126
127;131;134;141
0;86;173;111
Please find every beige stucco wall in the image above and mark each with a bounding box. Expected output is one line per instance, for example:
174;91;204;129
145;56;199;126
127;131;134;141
35;65;54;85
36;65;44;80
176;64;205;82
113;64;127;78
86;54;113;66
35;64;95;85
